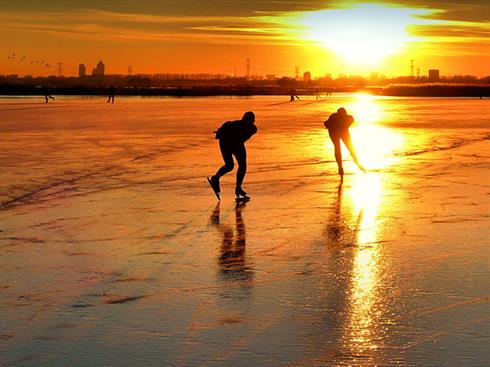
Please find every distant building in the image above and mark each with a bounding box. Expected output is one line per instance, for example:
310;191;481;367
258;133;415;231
266;74;276;81
92;60;105;76
428;69;440;82
370;72;379;81
79;63;86;78
303;71;311;82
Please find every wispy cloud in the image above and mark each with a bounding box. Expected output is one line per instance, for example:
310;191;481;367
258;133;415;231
1;4;489;47
409;23;490;40
0;9;300;45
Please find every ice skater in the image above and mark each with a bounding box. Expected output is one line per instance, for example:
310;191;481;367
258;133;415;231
208;111;257;201
324;107;366;182
43;86;55;103
290;89;300;102
107;85;116;103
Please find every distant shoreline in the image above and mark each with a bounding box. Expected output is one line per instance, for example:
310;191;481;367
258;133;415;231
0;84;489;97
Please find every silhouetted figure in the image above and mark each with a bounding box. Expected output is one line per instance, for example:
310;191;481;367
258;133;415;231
315;88;321;100
107;85;116;103
290;89;300;102
208;111;257;201
324;107;366;182
43;86;55;103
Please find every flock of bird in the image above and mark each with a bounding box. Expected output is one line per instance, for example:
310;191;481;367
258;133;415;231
7;52;51;68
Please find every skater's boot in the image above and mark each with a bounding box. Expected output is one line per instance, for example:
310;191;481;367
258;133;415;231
207;176;221;200
235;187;250;201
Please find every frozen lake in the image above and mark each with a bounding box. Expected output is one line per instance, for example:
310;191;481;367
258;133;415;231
1;95;489;366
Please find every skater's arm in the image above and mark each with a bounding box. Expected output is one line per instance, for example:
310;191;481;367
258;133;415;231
242;124;257;142
324;114;336;129
345;115;354;127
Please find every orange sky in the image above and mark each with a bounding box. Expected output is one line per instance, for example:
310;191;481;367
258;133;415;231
1;1;489;77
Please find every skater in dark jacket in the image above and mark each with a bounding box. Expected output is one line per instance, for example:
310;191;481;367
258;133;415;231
107;85;116;103
324;107;366;182
43;86;55;103
208;111;257;201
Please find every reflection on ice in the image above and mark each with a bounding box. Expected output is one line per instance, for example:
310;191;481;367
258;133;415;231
347;175;383;355
352;124;404;169
349;94;404;170
327;174;385;360
210;203;254;286
2;96;488;366
349;92;384;125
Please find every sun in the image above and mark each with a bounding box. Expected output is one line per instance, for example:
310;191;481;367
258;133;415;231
299;4;429;67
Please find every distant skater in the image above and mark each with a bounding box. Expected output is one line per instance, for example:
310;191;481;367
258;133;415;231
107;85;116;103
324;107;366;182
208;111;257;201
315;88;321;100
290;89;300;102
43;86;55;103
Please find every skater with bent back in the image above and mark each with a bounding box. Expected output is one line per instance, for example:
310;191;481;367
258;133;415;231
324;107;366;182
208;111;257;201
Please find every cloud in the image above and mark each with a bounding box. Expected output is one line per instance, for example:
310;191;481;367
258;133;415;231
0;9;302;45
410;24;490;39
1;3;488;51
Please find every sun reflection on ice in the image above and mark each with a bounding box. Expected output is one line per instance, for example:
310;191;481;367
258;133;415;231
345;173;384;356
349;93;404;170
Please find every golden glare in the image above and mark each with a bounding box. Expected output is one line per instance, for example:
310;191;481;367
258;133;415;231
349;93;404;169
299;4;432;66
346;174;383;353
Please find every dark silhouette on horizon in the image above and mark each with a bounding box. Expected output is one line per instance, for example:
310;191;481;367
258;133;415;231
315;88;322;100
208;111;257;201
107;85;116;103
290;88;300;102
324;107;366;182
43;86;55;103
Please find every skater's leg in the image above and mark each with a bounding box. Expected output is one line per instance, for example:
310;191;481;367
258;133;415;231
215;141;234;179
234;145;247;195
329;132;344;178
341;133;366;172
208;142;233;198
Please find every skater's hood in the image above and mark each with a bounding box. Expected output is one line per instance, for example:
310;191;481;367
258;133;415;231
242;111;255;123
337;107;347;115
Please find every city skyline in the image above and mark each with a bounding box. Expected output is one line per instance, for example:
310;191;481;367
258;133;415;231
3;57;486;81
1;1;489;77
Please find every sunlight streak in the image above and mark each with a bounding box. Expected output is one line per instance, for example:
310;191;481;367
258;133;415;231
349;93;404;170
346;173;383;355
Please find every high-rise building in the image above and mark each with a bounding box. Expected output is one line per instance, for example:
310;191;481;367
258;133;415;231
428;69;440;82
92;60;105;76
79;63;86;77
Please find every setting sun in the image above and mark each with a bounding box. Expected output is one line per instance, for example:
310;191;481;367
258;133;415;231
1;0;489;365
299;4;432;67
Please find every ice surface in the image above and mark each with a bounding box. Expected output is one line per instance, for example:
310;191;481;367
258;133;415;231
0;95;489;366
